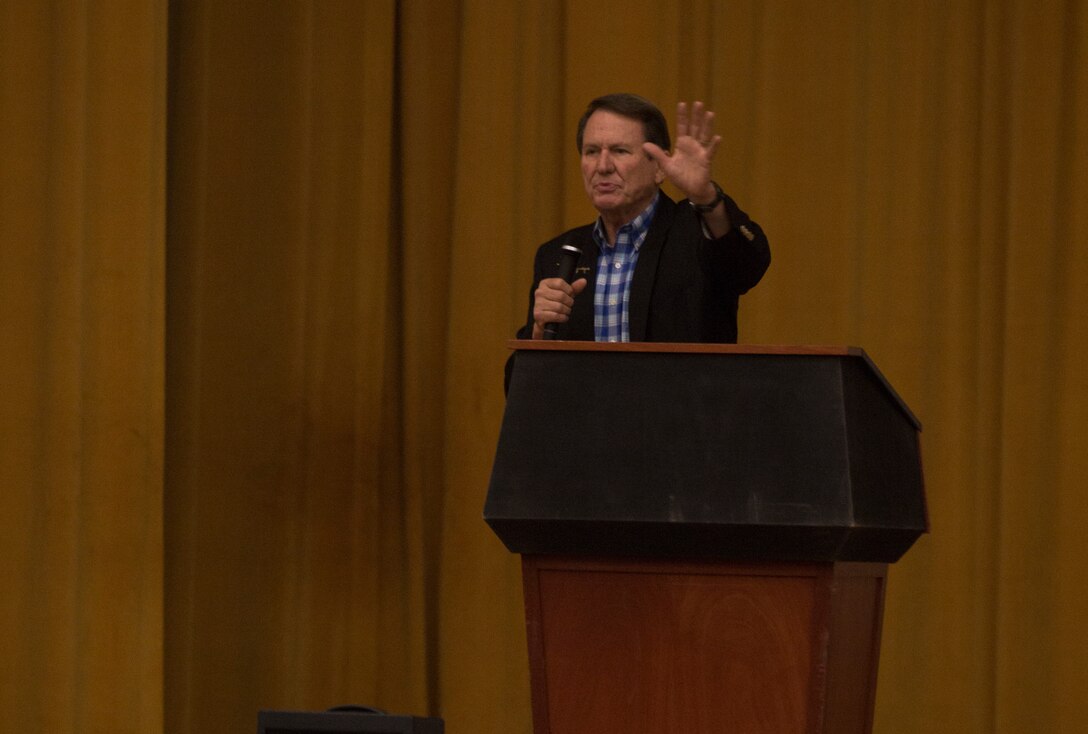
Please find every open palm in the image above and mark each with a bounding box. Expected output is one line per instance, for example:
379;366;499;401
643;101;721;202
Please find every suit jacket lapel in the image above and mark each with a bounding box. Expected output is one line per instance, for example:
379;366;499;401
627;193;675;342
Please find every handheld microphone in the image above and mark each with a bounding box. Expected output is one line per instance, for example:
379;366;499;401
542;243;583;341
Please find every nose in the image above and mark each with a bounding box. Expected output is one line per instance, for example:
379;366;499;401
596;150;614;173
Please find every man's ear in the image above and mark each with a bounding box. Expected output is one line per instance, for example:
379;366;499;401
655;163;666;185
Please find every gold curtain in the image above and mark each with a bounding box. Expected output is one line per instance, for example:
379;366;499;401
163;1;426;730
2;1;1086;732
0;0;166;731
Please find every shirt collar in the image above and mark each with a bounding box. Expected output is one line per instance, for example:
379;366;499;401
592;192;660;250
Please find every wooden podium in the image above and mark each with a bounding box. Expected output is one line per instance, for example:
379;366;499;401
485;343;927;734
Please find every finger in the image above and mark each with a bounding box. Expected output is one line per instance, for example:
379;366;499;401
540;277;574;295
705;135;722;159
539;286;577;310
694;103;718;146
701;110;716;145
676;101;689;142
700;109;718;142
534;299;570;322
535;309;569;324
643;141;669;164
691;101;705;139
536;295;573;315
535;276;587;322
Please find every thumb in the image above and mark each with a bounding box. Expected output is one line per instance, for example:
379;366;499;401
570;277;588;296
642;141;669;164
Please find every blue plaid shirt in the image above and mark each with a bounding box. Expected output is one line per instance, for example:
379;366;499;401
592;194;659;342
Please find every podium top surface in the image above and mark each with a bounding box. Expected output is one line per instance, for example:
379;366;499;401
488;342;928;563
508;341;920;429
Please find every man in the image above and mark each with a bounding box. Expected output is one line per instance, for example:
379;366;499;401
516;93;770;345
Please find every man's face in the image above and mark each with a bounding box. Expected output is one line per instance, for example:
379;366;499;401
580;109;665;226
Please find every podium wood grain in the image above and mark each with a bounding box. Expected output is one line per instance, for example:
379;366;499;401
523;556;885;734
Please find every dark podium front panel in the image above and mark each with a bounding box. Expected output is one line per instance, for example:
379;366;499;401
485;343;927;563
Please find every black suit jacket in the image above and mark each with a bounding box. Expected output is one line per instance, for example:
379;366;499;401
515;191;770;343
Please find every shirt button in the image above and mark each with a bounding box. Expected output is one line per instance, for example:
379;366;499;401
609;298;617;305
614;263;621;269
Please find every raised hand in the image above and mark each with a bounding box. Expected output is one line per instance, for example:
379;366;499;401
643;101;721;204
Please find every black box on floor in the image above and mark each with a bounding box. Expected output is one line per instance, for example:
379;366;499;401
258;709;443;734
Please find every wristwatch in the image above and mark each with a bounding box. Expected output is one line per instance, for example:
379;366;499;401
689;181;725;213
